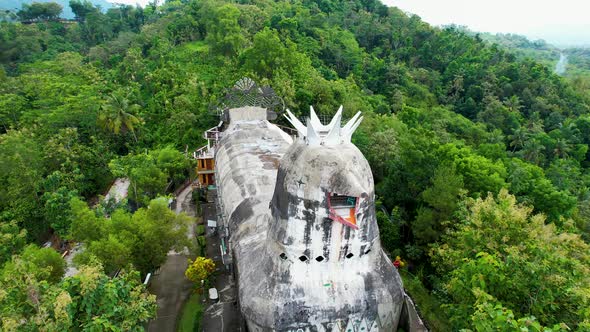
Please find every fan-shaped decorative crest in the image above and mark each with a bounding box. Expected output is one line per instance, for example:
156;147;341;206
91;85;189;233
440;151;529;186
284;106;363;145
210;77;284;116
233;77;257;92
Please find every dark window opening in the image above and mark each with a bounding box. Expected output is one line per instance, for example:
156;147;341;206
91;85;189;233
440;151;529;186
328;193;359;228
279;253;287;260
299;255;308;262
364;249;371;255
346;253;354;259
315;256;324;262
329;194;357;207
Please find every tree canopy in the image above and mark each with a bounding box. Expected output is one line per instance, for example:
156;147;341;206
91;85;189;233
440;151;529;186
17;2;63;22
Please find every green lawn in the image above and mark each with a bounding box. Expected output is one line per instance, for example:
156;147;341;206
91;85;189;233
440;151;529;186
177;292;205;332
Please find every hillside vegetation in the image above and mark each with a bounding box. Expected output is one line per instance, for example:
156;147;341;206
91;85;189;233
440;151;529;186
468;30;590;96
1;0;590;330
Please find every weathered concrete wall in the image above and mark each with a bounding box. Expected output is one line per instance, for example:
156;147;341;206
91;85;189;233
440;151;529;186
215;106;291;237
250;141;404;331
215;106;406;331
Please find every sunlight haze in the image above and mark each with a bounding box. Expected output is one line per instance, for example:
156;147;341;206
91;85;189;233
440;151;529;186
383;0;590;47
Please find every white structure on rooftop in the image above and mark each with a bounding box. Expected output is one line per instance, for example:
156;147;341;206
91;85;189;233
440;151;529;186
284;106;363;146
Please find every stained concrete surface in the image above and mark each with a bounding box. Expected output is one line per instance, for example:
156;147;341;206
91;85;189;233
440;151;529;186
214;107;405;330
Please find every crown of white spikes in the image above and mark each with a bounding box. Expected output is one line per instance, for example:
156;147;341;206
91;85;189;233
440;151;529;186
284;106;363;145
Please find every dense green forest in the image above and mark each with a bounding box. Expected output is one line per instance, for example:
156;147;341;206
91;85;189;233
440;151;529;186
1;0;590;330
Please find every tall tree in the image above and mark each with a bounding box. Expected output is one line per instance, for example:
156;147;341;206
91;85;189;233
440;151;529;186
17;2;63;22
98;91;141;142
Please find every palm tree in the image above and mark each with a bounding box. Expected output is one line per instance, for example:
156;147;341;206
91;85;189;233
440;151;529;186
98;92;141;142
508;127;528;152
503;95;523;113
553;138;571;159
521;139;545;165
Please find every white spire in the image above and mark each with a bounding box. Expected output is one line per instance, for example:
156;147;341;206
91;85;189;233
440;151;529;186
309;106;324;132
284;109;306;137
306;117;321;145
327;105;343;129
342;112;363;143
323;109;341;144
287;106;362;145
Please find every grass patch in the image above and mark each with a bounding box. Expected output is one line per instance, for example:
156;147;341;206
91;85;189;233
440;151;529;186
399;269;452;332
196;236;206;256
182;41;208;53
189;235;206;257
196;224;205;236
177;292;204;332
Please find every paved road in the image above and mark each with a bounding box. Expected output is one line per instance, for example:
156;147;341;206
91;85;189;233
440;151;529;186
147;184;196;332
147;254;193;332
176;183;195;216
201;194;243;332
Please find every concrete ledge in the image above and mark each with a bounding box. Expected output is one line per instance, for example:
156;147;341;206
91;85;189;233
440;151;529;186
228;107;268;122
399;293;429;332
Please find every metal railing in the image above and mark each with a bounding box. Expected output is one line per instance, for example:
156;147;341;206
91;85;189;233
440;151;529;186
194;122;224;160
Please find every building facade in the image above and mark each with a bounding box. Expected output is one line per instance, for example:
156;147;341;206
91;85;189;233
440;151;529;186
214;106;413;331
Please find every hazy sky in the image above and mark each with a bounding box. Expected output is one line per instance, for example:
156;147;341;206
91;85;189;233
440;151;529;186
382;0;590;46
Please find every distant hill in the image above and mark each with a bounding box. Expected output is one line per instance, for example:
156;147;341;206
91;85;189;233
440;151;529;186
480;33;590;77
446;25;590;77
0;0;113;19
477;32;561;68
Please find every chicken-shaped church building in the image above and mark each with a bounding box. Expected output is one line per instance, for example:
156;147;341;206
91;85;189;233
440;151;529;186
213;105;422;331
